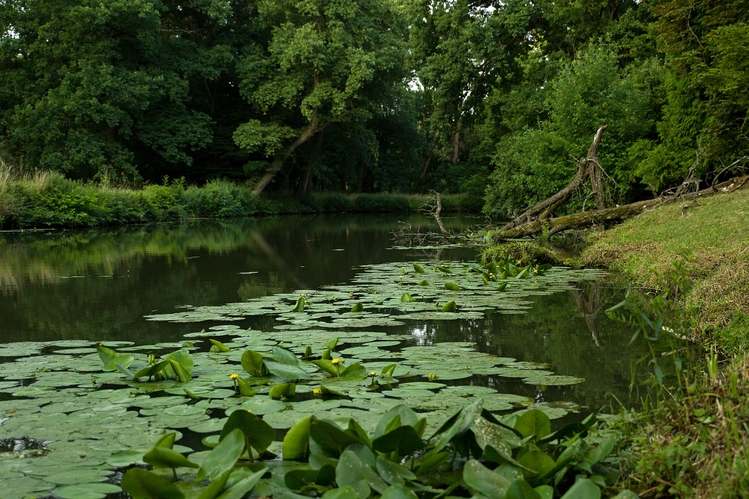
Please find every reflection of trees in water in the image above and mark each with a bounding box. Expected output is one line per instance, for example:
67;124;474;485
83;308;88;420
570;282;603;348
399;287;641;411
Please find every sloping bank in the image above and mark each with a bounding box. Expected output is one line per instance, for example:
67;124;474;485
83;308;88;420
580;185;749;497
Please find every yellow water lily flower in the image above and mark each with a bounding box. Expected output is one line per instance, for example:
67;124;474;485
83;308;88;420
331;358;342;365
230;373;239;380
313;387;323;396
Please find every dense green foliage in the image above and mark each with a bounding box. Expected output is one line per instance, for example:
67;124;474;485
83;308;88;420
1;0;747;215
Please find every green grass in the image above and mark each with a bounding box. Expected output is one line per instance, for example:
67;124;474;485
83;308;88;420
582;185;749;498
581;186;749;354
0;167;480;229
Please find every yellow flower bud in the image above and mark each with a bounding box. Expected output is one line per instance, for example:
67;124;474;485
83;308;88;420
331;358;342;365
313;387;323;395
230;373;239;380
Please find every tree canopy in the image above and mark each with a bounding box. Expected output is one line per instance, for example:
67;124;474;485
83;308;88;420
1;0;746;213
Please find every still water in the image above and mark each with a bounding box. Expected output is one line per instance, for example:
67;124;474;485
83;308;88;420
0;214;638;412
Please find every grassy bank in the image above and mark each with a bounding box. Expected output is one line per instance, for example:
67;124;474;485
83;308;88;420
0;169;481;229
580;186;749;497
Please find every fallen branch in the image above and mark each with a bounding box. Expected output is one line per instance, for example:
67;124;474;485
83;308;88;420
496;175;748;239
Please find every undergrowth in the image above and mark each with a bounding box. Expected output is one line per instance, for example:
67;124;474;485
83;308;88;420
0;167;479;229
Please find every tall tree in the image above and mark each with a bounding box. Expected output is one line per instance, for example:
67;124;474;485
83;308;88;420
0;0;234;182
233;0;408;195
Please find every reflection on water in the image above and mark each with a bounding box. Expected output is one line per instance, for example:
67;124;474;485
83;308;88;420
0;215;479;344
0;214;640;410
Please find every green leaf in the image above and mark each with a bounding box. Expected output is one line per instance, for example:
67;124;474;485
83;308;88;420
51;483;122;499
413;263;425;273
312;359;339;376
269;383;296;399
169;359;192;383
584;435;616;465
241;350;268;377
400;293;415;302
418;280;429;286
444;282;460;291
505;479;542;499
372;426;425;457
265;359;311;381
535;485;554;499
321;487;358;499
339;363;367;380
381;483;419;499
197;428;245;482
514;409;551;441
336;444;388;498
209;339;231;352
497;282;508;291
237;377;256;396
133;360;170;380
517;450;556;478
350;302;364;312
310;419;362;457
463;459;512;499
324;338;340;350
376;456;416;484
293;296;306;312
155;433;177;449
374;405;421;438
215;468;266;499
220;410;275;454
121;468;185;499
441;300;457;312
415;451;449;475
196;470;231;499
380;364;396;377
283;415;313;461
143;447;199;471
272;346;300;365
559;479;601;499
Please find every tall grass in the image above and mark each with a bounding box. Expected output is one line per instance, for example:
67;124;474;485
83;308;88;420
0;170;481;229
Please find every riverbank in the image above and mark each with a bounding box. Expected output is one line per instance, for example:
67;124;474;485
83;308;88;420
0;170;481;229
581;184;749;497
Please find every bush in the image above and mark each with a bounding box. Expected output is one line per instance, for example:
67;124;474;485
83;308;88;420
352;193;410;212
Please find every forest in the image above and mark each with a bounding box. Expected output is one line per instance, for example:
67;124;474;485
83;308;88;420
1;0;748;219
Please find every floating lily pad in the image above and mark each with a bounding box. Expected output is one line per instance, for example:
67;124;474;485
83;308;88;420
52;482;122;499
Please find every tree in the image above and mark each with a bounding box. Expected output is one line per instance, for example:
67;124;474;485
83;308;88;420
0;0;235;182
233;0;407;195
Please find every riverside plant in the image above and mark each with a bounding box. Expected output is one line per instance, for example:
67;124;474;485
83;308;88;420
117;339;640;499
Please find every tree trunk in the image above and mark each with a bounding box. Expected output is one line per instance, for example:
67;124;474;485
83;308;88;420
500;126;608;232
252;110;321;196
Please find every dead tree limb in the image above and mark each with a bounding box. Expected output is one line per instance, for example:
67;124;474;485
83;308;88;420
497;175;748;239
500;125;608;233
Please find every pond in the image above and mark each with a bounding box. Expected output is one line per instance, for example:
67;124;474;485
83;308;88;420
0;215;641;499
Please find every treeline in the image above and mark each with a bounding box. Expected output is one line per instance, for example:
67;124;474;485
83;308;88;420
0;0;747;219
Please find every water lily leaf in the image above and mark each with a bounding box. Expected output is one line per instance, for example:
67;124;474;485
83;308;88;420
220;410;275;455
444;282;460;291
52;483;122;499
350;303;364;313
269;383;296;399
340;364;367;380
106;449;146;468
463;459;511;499
194;469;231;499
209;339;231;353
121;468;184;499
283;415;313;461
155;433;177;449
143;447;199;471
374;404;422;438
133;360;170;380
292;296;306;312
441;301;457;312
168;359;192;383
264;359;311;381
235;398;286;415
196;428;245;482
413;264;425;273
272;346;300;366
241;350;268;377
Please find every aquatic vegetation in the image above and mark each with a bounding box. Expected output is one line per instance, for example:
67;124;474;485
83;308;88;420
0;260;612;498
